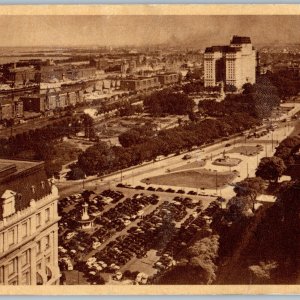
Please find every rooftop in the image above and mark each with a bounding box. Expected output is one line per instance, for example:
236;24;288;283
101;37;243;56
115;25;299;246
0;159;41;180
0;159;51;220
231;36;252;44
204;46;241;54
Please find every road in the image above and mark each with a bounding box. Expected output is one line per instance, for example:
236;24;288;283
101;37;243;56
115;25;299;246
55;101;300;199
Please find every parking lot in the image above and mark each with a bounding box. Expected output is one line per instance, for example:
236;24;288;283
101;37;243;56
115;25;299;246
58;187;216;285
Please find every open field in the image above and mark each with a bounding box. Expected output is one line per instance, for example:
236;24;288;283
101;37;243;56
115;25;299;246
168;160;206;172
228;145;263;156
141;169;237;189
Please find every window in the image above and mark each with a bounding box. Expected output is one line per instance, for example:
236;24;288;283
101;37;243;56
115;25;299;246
31;185;36;194
46;256;51;264
46;266;52;281
8;278;18;285
45;208;50;223
21;250;30;267
0;266;4;284
21;222;28;239
7;229;14;246
8;258;17;276
36;213;41;228
21;270;30;285
37;240;41;254
45;235;50;249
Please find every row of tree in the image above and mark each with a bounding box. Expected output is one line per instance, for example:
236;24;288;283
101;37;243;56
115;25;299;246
76;111;259;176
274;135;300;167
155;235;220;284
143;90;195;116
198;77;280;120
0;114;92;176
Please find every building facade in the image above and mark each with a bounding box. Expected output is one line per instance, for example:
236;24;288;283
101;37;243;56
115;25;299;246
0;159;60;285
204;36;256;89
120;76;160;91
157;73;179;85
21;96;46;113
0;98;24;121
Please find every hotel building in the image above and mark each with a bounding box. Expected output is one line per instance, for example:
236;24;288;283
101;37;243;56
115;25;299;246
204;36;256;89
0;159;60;285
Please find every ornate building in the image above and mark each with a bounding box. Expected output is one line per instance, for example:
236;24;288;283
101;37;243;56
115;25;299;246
0;159;60;285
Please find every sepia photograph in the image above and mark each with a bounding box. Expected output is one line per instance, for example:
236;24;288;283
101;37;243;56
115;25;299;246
0;4;300;295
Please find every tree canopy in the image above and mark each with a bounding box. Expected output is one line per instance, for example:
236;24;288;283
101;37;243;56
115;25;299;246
144;90;195;116
256;157;286;182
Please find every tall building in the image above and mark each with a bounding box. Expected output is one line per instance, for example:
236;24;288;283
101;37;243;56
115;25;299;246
0;159;60;285
204;36;256;89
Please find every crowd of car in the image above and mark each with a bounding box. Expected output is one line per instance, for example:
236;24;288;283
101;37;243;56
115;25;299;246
58;190;126;269
76;194;205;283
58;186;214;284
116;183;213;197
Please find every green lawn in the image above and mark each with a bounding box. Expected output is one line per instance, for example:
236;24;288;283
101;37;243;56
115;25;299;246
228;145;262;156
169;160;206;172
142;169;236;189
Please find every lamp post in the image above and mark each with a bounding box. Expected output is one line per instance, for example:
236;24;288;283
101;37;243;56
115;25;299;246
271;131;274;151
215;171;218;193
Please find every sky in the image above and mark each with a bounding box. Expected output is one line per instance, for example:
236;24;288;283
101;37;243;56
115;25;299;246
0;15;300;47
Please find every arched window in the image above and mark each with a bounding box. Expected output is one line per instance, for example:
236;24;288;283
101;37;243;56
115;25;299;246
36;272;43;285
46;266;52;281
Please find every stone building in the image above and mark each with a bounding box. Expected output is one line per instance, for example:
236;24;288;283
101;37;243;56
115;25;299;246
0;159;60;285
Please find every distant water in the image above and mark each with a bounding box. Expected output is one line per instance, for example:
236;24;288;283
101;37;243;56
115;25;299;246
0;56;70;64
0;47;72;64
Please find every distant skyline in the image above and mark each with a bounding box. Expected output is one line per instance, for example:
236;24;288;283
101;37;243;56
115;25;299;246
1;15;300;47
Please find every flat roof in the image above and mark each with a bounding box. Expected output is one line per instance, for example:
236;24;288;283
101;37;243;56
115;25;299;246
0;159;41;177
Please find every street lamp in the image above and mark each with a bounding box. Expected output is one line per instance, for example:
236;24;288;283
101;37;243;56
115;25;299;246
271;131;274;151
215;170;218;193
247;162;249;178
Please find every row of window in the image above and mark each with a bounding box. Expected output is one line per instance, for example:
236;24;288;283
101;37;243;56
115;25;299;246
31;181;46;194
1;207;51;252
1;252;52;285
135;79;158;87
37;234;51;254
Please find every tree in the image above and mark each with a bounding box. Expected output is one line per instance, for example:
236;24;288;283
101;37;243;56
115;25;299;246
67;167;85;180
233;177;266;211
216;196;226;209
186;235;219;284
224;84;237;93
81;114;95;139
118;126;154;148
143;90;195;116
256;157;286;182
188;111;198;122
77;142;111;175
227;195;254;217
249;261;278;284
242;83;255;95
